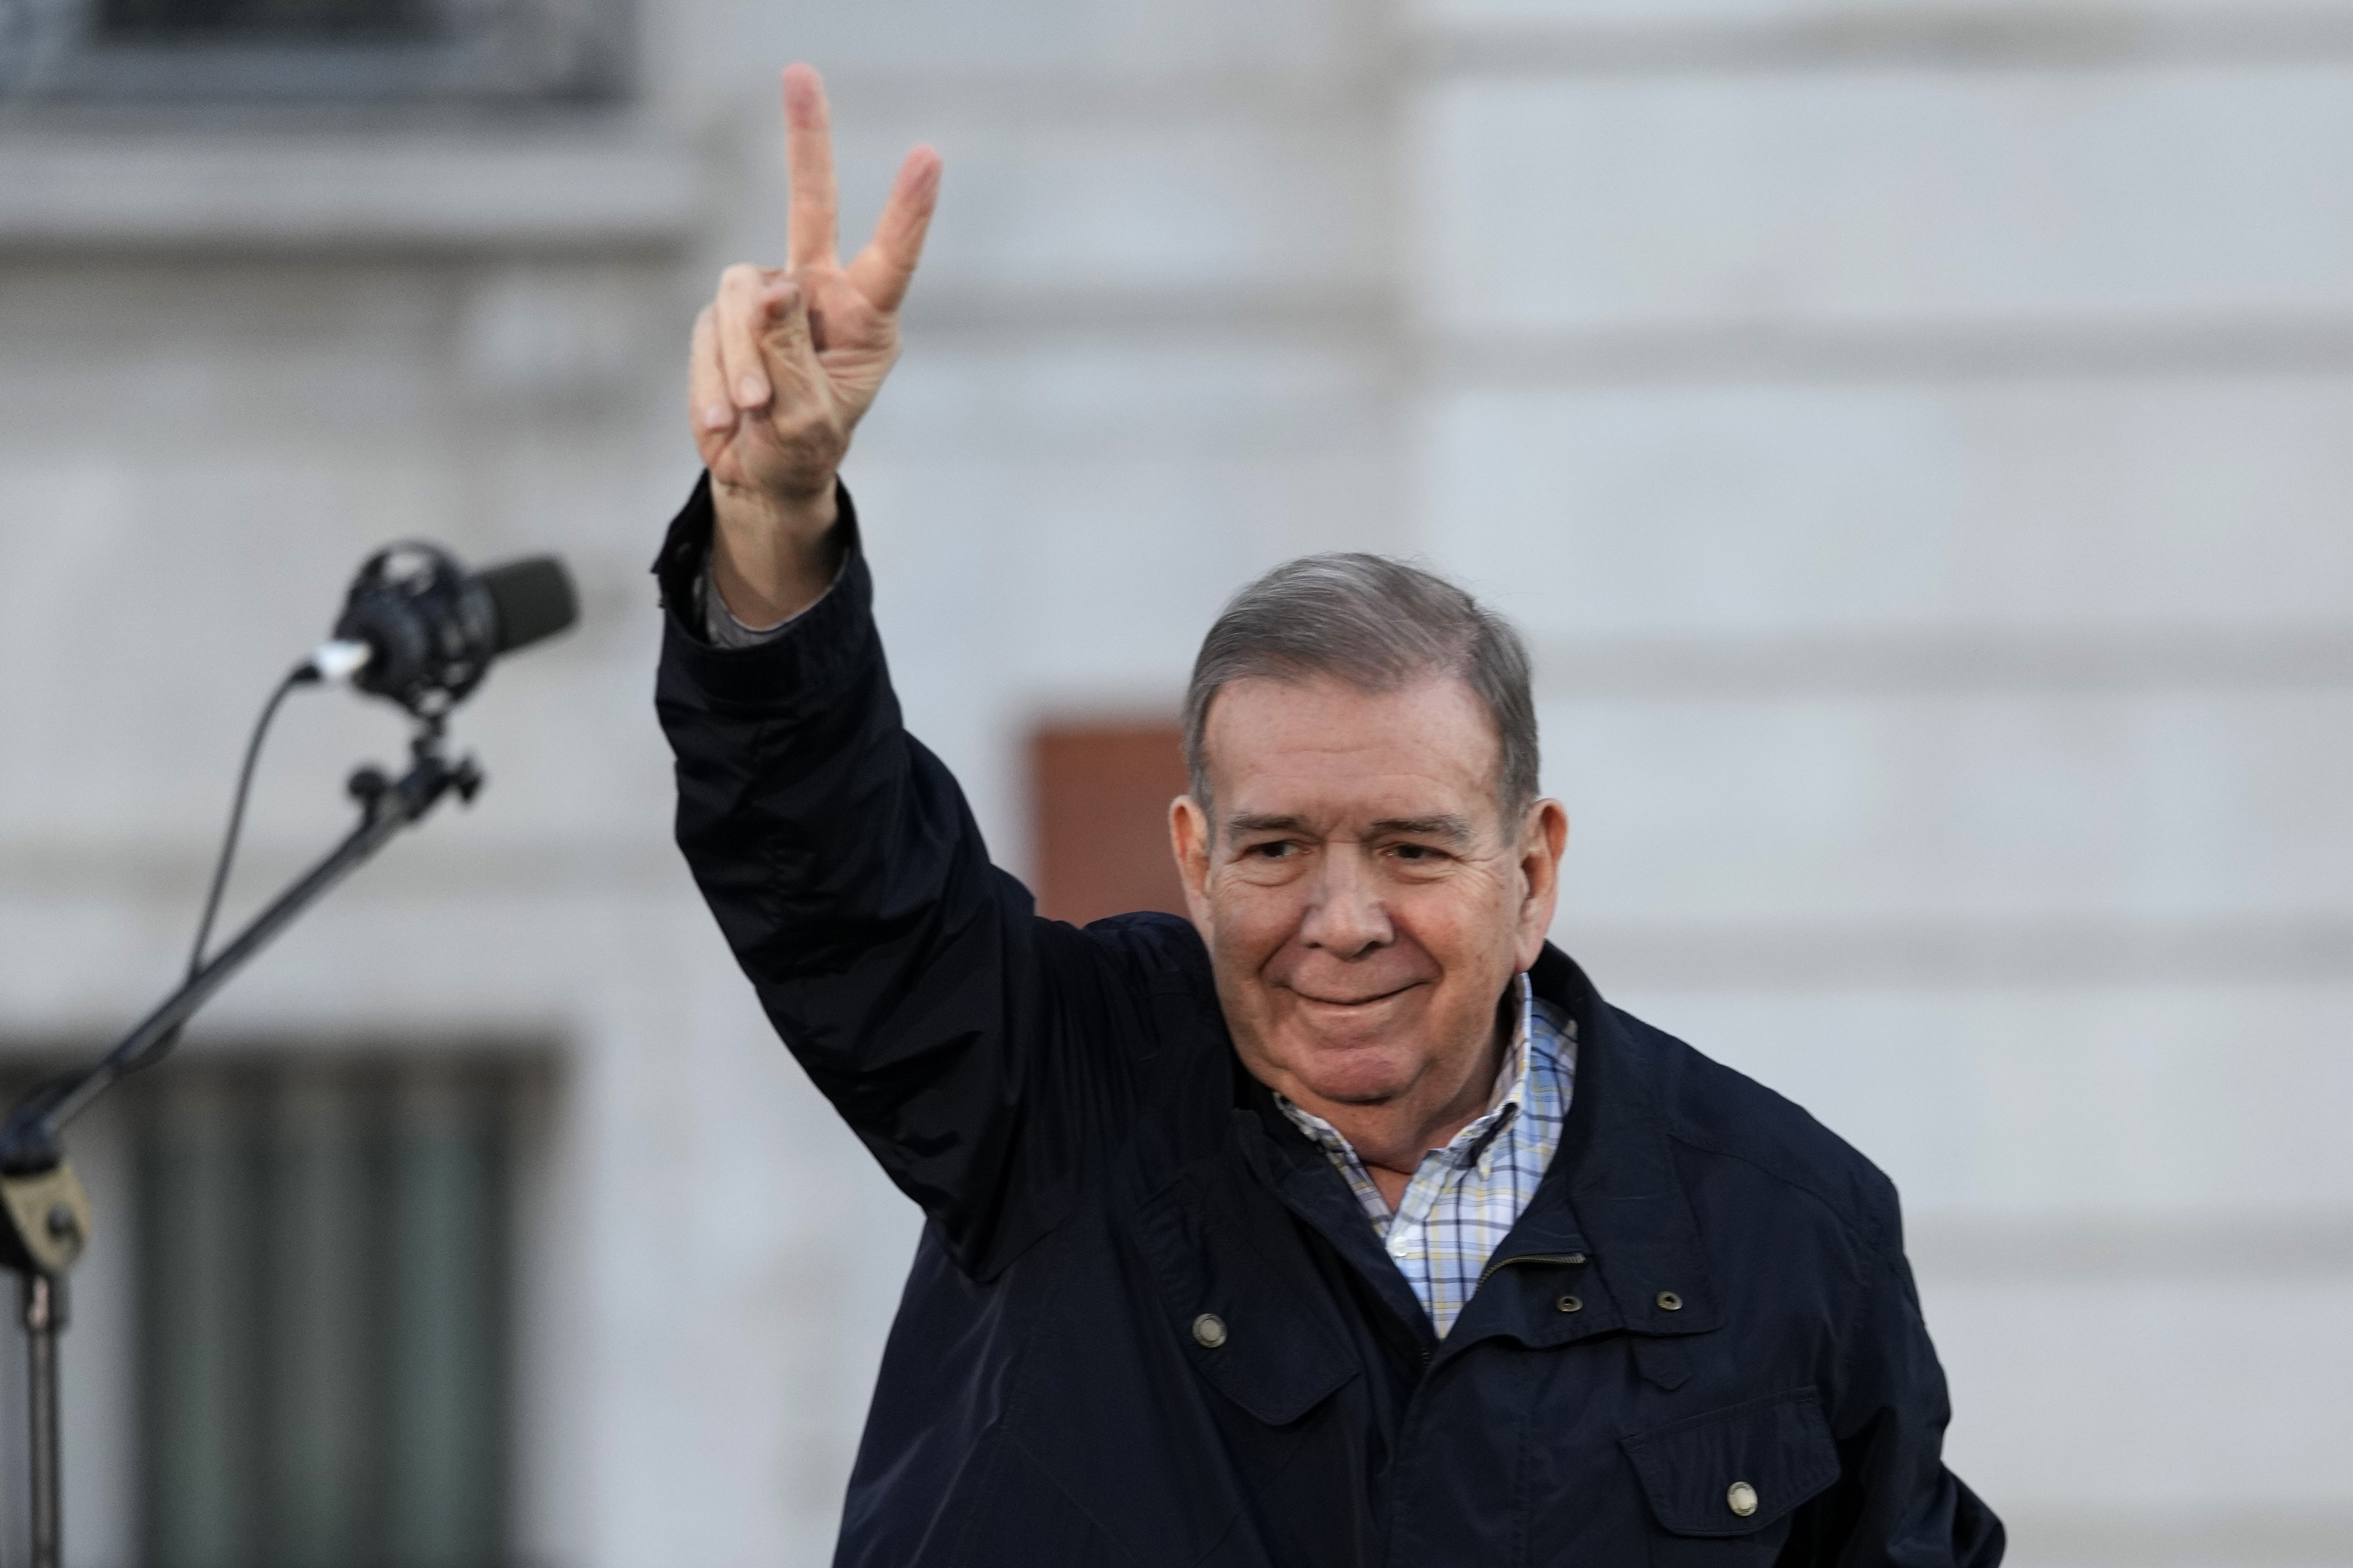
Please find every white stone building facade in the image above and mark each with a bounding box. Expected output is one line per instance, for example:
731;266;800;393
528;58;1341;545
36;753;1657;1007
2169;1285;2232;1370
2;0;2349;1563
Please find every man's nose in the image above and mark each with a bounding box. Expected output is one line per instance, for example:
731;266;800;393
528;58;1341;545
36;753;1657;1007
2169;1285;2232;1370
1299;850;1393;956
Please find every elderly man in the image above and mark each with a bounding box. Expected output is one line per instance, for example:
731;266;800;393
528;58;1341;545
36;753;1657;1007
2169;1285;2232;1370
654;64;2003;1568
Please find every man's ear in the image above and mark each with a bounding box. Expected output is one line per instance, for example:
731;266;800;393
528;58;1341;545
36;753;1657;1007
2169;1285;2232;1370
1514;798;1569;971
1170;794;1216;934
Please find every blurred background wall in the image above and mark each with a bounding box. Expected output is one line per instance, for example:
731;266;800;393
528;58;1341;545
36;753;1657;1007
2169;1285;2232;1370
3;0;2351;1562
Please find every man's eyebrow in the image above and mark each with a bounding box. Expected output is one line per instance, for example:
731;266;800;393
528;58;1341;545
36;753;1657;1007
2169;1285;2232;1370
1370;814;1474;844
1221;812;1477;844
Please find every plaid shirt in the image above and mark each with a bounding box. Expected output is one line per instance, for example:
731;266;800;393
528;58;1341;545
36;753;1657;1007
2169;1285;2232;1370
1277;974;1576;1338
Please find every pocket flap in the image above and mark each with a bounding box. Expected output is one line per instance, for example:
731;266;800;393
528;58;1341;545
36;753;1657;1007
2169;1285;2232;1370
1128;1179;1356;1427
1620;1387;1841;1537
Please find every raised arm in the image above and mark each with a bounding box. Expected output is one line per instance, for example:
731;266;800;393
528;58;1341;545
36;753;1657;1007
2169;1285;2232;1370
661;70;1167;1277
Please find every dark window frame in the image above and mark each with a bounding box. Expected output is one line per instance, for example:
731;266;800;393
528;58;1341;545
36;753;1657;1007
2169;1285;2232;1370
0;0;627;101
133;1053;525;1568
0;1046;550;1568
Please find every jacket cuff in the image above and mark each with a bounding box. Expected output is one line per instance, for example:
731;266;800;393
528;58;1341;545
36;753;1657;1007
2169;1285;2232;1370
651;472;873;712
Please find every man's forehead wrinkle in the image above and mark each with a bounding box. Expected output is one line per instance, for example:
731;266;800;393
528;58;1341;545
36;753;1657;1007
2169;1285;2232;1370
1201;670;1509;843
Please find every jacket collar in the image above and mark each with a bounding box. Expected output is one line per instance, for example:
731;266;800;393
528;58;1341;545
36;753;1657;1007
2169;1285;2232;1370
1234;1083;1440;1358
1414;944;1723;1369
1519;942;1721;1341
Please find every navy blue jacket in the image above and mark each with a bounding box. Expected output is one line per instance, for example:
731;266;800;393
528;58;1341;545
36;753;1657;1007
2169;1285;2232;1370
654;482;2005;1567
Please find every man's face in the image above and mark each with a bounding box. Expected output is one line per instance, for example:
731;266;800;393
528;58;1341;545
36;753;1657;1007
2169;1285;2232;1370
1171;672;1567;1117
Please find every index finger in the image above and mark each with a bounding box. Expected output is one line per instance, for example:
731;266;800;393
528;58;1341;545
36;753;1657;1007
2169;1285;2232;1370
783;62;839;271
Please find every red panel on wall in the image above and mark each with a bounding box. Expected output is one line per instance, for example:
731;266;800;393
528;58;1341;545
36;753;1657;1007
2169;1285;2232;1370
1031;722;1190;927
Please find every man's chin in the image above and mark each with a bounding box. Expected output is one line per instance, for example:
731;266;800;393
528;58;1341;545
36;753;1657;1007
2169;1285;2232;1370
1276;1034;1422;1108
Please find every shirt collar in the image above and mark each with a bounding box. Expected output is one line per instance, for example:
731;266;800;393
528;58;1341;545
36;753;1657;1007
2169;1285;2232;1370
1483;971;1536;1120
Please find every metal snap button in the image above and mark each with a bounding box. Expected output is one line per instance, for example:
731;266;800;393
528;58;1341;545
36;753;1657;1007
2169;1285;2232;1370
1191;1313;1227;1348
1554;1294;1582;1314
1727;1480;1758;1517
1656;1290;1683;1312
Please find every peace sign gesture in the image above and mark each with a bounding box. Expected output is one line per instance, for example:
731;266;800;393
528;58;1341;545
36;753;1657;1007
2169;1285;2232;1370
693;64;942;625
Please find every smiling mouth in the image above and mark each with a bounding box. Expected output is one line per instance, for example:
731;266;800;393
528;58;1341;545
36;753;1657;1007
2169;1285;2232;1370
1291;983;1419;1009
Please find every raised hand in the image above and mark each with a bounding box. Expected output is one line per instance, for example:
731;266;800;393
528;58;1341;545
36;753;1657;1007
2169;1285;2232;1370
692;63;941;626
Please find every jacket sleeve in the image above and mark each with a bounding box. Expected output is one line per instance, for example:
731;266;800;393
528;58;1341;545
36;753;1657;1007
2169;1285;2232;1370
651;476;1152;1277
1787;1225;2005;1567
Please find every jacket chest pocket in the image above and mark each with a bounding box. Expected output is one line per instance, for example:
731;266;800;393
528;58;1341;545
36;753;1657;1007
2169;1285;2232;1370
1620;1386;1840;1565
1128;1177;1358;1430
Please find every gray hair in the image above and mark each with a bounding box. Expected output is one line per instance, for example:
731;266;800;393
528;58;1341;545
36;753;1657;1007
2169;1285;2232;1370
1181;552;1539;830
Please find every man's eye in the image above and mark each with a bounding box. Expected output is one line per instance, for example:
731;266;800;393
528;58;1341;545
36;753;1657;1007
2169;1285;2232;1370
1246;841;1293;859
1391;843;1440;862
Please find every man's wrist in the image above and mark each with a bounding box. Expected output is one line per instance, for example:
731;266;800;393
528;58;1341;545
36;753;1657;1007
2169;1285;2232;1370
710;476;844;628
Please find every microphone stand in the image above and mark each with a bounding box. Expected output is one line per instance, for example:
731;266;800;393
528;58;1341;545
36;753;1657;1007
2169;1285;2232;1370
0;717;482;1568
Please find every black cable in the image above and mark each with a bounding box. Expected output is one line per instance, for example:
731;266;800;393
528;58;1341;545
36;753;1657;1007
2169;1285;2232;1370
189;668;309;973
135;665;313;1073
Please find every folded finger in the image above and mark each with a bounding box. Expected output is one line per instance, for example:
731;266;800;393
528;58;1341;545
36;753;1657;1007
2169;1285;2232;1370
783;63;840;272
714;263;780;408
847;144;942;315
757;278;827;408
689;306;734;439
